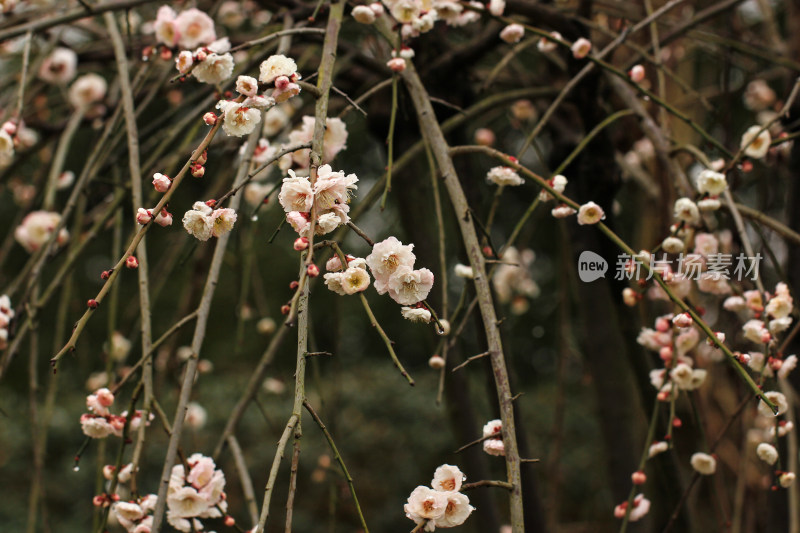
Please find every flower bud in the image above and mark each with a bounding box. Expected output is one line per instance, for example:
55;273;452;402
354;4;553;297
160;47;172;61
126;256;139;269
196;150;208;165
192;164;205;178
195;50;207;62
153;173;171;192
428;355;445;369
293;237;309;251
629;65;645;82
307;264;320;278
101;270;111;280
280;304;290;315
387;57;406;72
203;112;217;125
631;471;646;485
224;516;236;527
87;299;99;309
136;208;153;225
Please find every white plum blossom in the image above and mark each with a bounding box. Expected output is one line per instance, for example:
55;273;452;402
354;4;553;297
68;74;107;109
401;306;431;322
696;169;727;196
182;204;213;241
217;100;262;137
434;491;474;528
404;486;447;528
288;116;349;166
577;201;605;225
154;5;179;46
690;452;717;475
259;54;298;84
324;272;347;295
210;208;237;237
366;237;416;293
741;125;771;159
756;442;778;465
674;197;700;225
486;166;524;186
175;8;216;49
15;211;69;253
352;5;377;23
758;391;788;417
431;464;465;492
538;174;567;201
341;266;371;294
39;47;77;84
235;75;259;97
175;51;193;74
279;171;314;213
500;23;524;44
387;266;434;305
192;53;234;84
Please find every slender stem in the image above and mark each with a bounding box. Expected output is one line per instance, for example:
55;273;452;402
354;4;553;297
304;399;370;533
284;436;301;533
228;435;259;527
380;75;398;210
43;109;85;211
256;415;299;532
359;293;415;386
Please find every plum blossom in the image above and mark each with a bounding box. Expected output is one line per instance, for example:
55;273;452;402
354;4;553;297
175;8;216;49
154;5;180;47
571;37;592;58
387;266;434;305
166;455;226;532
431;464;465;492
68;74;107;109
741;125;771;159
259;54;298;84
192;53;234;84
405;486;447;529
674;197;700;225
756;443;778;465
39;48;77;84
217;100;262;137
15;211;69;253
401;306;431;322
486;166;524;186
500;23;524;44
366;237;416;292
696;169;727;196
182;203;213;241
0;128;14;167
353;5;377;23
577;201;605;225
236;75;259;97
210;208;237;237
287;116;348;166
433;491;474;528
758;391;788;417
341;266;371;294
690;452;717;475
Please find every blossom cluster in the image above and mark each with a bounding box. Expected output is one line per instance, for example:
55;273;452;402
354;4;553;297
482;419;504;456
111;494;157;533
0;295;14;350
166;454;227;532
182;202;237;242
490;247;540;315
404;465;474;531
323;256;371;296
79;388;152;439
365;236;434;306
279;164;358;237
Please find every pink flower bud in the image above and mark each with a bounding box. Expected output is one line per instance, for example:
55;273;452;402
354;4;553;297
155;208;173;227
126;256;139;269
152;173;171;192
770;358;783;371
672;313;692;328
655;317;670;332
205;199;216;208
87;299;99;309
571;37;592;59
387;57;406;72
614;502;628;519
102;465;116;480
289;281;299;290
160;47;172;61
738;353;751;365
629;64;646;82
101;270;110;280
96;388;114;407
659;346;673;362
631;471;646;485
192;164;205;178
274;75;291;91
622;287;638;307
92;495;107;507
307;264;320;278
474;128;495;146
203;112;217;125
224;516;235;527
196;150;208;165
281;304;290;315
195;50;207;62
2;121;16;135
136;208;153;225
293;237;309;251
